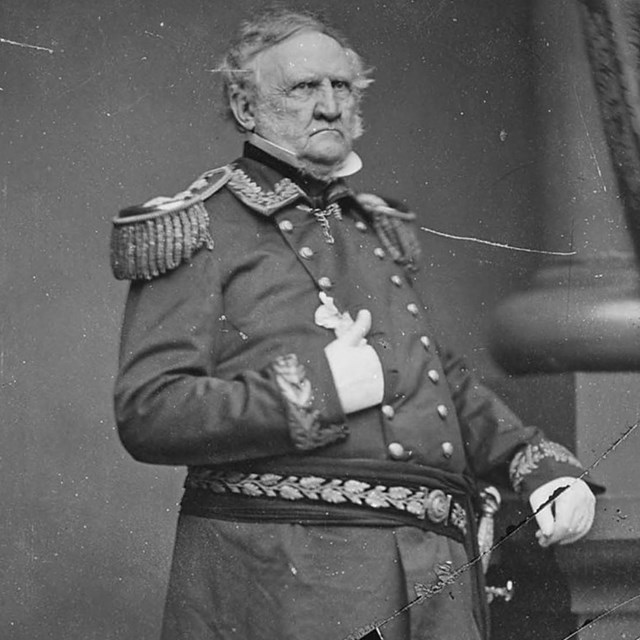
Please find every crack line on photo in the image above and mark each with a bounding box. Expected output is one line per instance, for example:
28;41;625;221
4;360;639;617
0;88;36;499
343;419;640;639
0;36;54;54
420;226;577;255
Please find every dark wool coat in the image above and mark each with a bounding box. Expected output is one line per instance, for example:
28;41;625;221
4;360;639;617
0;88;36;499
113;145;585;640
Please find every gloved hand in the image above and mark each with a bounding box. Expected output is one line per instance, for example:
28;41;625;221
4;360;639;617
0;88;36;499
529;476;596;547
324;309;384;414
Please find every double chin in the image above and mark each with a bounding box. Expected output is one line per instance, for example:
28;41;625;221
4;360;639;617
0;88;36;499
303;136;350;164
297;156;348;182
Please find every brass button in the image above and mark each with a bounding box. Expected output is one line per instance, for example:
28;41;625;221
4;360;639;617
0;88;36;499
441;442;454;459
407;303;419;316
355;220;368;232
299;246;314;259
428;370;440;384
279;220;293;232
381;404;395;419
437;404;449;419
373;247;386;259
390;275;403;287
318;276;332;289
387;442;406;460
420;335;431;349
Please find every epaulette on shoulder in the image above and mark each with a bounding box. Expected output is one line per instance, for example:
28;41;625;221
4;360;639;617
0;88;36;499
355;193;421;271
110;165;233;280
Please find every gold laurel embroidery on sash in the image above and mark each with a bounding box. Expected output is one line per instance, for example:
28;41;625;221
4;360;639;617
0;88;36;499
450;502;469;535
185;469;468;534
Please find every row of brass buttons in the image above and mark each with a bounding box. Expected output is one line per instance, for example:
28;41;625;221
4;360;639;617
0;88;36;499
384;302;453;460
281;217;393;293
277;213;453;463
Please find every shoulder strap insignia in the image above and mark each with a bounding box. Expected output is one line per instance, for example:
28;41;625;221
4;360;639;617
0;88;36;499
110;166;233;280
355;193;421;271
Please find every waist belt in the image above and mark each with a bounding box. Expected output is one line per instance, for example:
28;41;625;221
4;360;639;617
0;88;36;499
182;465;471;544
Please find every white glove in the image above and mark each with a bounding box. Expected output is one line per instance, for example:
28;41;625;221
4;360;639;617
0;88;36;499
529;476;596;547
324;309;384;414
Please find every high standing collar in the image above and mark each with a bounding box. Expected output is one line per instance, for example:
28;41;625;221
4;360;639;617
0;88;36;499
224;141;356;216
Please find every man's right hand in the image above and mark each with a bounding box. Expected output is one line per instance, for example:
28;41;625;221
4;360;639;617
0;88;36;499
324;309;384;414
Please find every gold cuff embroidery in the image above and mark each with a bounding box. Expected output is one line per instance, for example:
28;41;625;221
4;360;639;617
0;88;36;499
509;439;582;492
271;354;347;451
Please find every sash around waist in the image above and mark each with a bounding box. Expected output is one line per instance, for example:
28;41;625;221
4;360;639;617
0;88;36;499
180;457;479;545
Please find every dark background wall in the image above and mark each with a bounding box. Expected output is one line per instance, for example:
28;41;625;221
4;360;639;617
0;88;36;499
1;1;543;638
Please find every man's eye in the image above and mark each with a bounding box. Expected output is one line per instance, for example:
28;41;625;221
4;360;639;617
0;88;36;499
290;82;315;94
332;80;350;91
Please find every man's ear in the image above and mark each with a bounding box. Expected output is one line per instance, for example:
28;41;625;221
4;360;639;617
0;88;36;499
229;89;256;132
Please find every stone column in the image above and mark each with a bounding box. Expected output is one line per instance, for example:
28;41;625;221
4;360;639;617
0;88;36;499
489;0;640;636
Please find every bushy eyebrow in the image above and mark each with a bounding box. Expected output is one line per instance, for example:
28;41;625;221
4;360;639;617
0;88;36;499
285;72;353;89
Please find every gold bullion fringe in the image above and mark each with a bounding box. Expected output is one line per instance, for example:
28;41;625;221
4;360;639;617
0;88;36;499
356;193;421;272
110;202;213;280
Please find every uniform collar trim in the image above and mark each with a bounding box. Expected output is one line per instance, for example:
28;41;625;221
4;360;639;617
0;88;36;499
227;146;356;217
226;166;305;216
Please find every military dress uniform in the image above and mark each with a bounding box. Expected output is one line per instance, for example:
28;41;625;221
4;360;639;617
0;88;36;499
112;142;585;640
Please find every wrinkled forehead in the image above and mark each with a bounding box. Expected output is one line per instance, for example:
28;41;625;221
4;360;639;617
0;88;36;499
252;31;357;89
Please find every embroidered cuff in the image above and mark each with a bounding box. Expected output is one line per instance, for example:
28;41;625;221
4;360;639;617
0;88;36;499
270;354;348;451
509;439;583;493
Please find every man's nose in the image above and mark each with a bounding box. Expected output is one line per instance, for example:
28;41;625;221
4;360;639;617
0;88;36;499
314;81;341;120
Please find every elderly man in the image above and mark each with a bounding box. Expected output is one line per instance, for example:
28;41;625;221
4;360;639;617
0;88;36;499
111;9;595;640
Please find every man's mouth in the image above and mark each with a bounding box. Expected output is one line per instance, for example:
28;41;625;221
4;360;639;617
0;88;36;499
311;128;343;137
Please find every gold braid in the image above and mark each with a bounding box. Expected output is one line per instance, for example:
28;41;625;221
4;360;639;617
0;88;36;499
355;193;421;272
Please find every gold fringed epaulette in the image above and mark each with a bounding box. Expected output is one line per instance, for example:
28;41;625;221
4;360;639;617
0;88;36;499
355;193;421;272
110;166;233;280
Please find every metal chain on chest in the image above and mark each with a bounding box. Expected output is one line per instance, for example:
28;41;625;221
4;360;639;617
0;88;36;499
298;203;343;244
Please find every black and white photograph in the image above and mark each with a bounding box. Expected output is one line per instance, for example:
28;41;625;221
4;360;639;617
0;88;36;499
2;1;640;638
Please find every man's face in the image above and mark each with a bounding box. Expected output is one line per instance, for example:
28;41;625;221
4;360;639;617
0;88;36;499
249;31;362;175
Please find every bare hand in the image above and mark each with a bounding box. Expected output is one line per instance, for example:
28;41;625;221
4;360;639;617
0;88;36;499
324;309;384;414
529;477;596;547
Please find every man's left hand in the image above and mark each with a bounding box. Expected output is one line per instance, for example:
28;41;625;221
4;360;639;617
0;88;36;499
528;477;596;547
